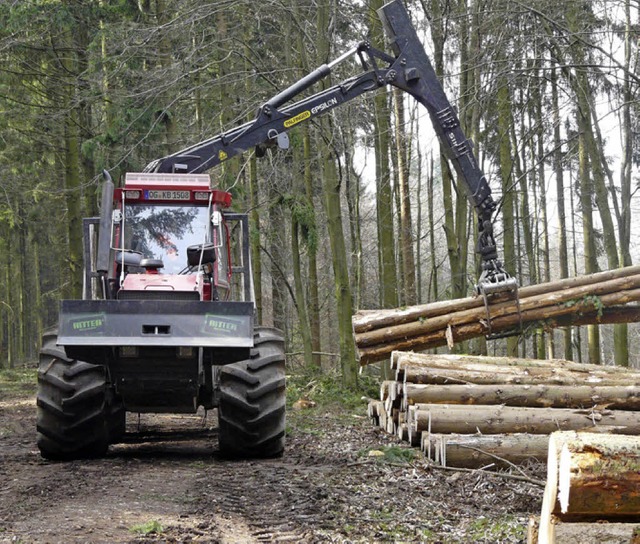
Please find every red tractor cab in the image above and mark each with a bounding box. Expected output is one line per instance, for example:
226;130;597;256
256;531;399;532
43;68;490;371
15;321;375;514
111;173;233;303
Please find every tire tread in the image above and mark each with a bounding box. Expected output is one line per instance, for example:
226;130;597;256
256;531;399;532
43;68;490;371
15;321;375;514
218;327;286;458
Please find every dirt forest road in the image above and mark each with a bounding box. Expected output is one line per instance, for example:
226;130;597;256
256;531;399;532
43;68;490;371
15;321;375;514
0;381;543;543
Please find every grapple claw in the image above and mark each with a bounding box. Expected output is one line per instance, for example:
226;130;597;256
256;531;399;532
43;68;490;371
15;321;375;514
476;264;522;340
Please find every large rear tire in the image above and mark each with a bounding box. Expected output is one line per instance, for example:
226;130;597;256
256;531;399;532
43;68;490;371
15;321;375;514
218;327;286;458
36;330;111;460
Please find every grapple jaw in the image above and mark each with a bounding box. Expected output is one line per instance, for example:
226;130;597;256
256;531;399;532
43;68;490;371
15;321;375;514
476;261;522;341
476;268;518;297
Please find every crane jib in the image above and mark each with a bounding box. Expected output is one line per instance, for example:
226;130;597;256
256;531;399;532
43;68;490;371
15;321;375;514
142;0;518;317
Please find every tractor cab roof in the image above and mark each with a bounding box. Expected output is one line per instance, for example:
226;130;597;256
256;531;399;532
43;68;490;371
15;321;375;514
116;172;232;207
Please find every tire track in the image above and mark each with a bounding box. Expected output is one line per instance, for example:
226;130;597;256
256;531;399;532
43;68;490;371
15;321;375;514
194;462;324;543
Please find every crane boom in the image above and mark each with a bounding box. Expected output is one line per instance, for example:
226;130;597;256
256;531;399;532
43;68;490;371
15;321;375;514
144;0;518;312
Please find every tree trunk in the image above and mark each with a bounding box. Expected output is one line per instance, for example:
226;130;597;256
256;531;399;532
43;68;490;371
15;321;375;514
427;152;438;303
318;0;357;387
16;207;27;360
156;0;177;154
393;87;416;306
608;0;635;371
291;217;313;367
30;230;43;358
415;119;424;304
430;0;467;308
579;130;600;365
4;232;13;367
567;1;601;365
619;0;634;271
60;26;83;300
268;186;287;334
532;65;553;359
304;125;322;367
496;75;518;357
551;66;572;361
512;100;535;358
583;96;627;367
468;0;486;357
569;166;583;363
370;0;398;316
0;232;5;368
452;0;471;303
292;2;322;367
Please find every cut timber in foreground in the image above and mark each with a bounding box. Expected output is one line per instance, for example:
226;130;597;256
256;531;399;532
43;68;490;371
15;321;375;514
533;431;640;544
353;265;640;365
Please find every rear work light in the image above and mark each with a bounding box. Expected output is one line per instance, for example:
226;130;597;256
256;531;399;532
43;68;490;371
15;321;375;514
177;347;194;358
194;191;211;201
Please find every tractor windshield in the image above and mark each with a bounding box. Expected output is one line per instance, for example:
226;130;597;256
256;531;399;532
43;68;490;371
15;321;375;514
121;204;210;275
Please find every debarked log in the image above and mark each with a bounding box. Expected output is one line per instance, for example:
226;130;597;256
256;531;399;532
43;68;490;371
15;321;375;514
356;287;640;365
537;432;640;544
392;351;640;377
421;432;549;468
403;383;640;411
352;265;640;333
550;431;640;521
355;274;640;349
399;363;640;388
407;404;640;436
367;399;384;419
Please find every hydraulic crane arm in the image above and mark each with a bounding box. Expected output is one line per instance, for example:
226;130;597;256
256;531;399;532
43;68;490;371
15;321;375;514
144;0;516;300
144;42;394;175
377;1;517;302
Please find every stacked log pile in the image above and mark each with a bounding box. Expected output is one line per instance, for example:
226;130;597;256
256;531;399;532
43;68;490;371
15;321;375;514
367;351;640;470
353;266;640;365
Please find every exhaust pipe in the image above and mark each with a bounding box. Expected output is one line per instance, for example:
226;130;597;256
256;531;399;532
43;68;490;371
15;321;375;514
96;170;114;297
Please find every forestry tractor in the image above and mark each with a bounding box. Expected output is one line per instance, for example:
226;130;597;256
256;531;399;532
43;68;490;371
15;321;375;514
36;0;516;460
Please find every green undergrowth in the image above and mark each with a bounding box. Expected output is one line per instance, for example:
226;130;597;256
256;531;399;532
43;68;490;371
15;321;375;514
466;515;526;542
286;366;378;412
0;366;37;400
285;366;378;436
358;445;417;465
129;520;163;536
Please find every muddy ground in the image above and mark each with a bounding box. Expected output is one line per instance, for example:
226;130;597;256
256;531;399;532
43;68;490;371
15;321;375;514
0;373;543;543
